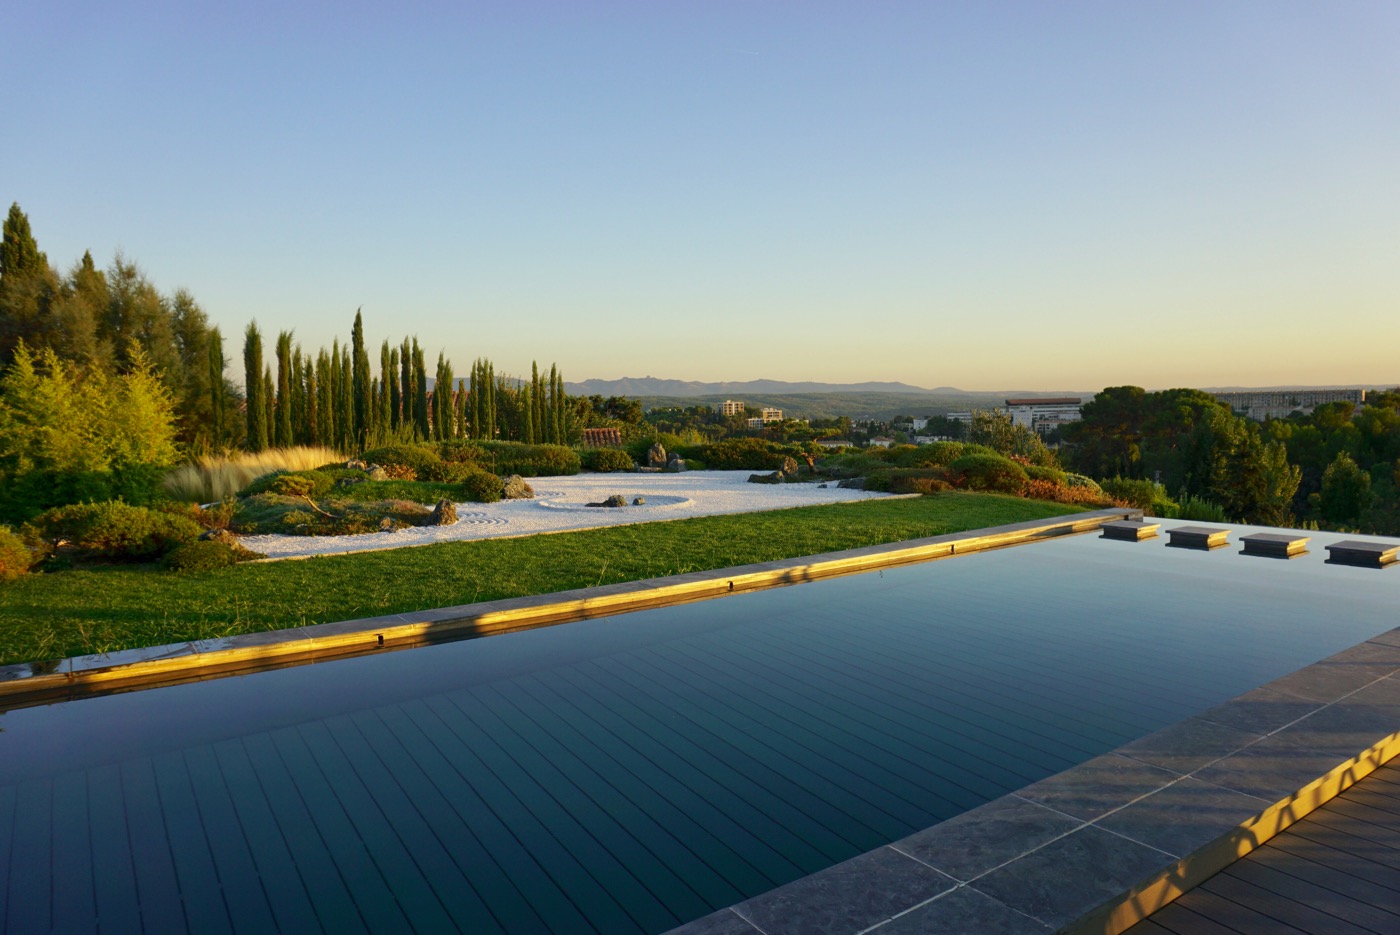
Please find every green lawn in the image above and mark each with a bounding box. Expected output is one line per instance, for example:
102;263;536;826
0;493;1086;667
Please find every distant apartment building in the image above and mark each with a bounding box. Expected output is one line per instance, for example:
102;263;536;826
1005;398;1083;435
1212;388;1366;421
760;407;783;422
717;400;745;417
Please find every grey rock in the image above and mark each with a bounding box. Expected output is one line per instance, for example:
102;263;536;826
424;498;458;526
837;476;867;489
198;528;239;545
345;459;368;470
367;465;389;481
778;456;800;477
501;474;534;499
647;442;667;468
633;497;646;505
586;494;629;508
378;517;396;532
748;471;783;484
666;454;687;472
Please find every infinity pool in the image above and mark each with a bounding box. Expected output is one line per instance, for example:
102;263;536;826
1;525;1394;933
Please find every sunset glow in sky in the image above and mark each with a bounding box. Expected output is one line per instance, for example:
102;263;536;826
5;1;1398;390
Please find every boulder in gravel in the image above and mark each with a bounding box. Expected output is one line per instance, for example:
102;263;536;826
665;454;687;472
425;499;458;526
586;494;629;508
778;456;800;477
748;471;783;484
501;475;534;499
647;442;667;468
837;477;867;490
632;496;646;505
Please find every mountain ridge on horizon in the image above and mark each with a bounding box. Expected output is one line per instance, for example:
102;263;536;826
563;376;1094;398
563;376;1398;398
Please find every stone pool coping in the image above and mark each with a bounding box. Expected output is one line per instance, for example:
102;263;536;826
667;631;1400;935
0;507;1137;706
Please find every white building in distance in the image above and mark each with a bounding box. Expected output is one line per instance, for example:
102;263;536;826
717;400;745;417
1211;389;1366;421
1005;397;1084;435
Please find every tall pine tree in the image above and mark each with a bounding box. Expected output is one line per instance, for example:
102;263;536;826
351;309;372;449
413;340;429;440
208;327;226;448
274;331;294;447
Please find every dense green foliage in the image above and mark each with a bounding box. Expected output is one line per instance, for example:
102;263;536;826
162;539;264;573
0;494;1084;665
0;343;180;523
0;526;32;580
27;501;200;563
581;448;636;472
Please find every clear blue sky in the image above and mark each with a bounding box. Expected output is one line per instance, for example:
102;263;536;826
5;1;1397;391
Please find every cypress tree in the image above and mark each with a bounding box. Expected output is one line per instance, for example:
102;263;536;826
243;322;268;452
351;309;372;448
262;367;275;447
208;327;226;448
305;353;319;446
292;347;310;445
274;331;293;447
400;338;414;438
413;340;429;440
379;340;393;438
339;344;354;452
329;340;343;449
316;349;334;446
388;345;401;431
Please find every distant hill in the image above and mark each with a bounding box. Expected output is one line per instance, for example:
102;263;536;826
564;376;944;397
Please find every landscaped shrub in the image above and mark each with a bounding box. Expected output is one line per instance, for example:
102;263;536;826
437;441;488;463
417;460;478;484
0;526;33;580
698;438;790;471
819;451;893;478
582;448;635;472
1023;464;1068;486
1175;492;1228;522
461;470;503;503
1021;479;1117;507
269;471;335;498
162;539;265;573
313;466;370;486
947;453;1029;493
1064;473;1103;493
479;442;580;477
683;458;706;471
360;444;442;474
27;501;200;562
865;468;954;495
379;463;419;482
1100;477;1177;515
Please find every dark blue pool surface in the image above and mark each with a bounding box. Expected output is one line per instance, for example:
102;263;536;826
1;525;1396;933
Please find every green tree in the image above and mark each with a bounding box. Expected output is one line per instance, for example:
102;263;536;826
0;203;58;366
208;327;227;448
378;340;393;438
413;340;429;440
351;309;372;448
275;331;294;448
387;343;401;431
1319;451;1373;526
243;322;269;451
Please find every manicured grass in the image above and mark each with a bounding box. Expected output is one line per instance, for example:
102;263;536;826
0;493;1087;666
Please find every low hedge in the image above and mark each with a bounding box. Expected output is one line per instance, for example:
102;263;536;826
947;453;1029;493
582;448;635;472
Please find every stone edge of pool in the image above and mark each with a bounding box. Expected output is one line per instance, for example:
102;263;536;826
665;635;1400;935
0;507;1138;703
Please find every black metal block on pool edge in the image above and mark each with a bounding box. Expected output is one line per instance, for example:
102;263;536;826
1166;525;1231;550
1239;533;1310;559
1325;540;1400;569
1101;520;1160;542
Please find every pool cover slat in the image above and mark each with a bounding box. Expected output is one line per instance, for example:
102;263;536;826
7;779;52;934
49;772;97;934
118;759;189;935
149;752;233;935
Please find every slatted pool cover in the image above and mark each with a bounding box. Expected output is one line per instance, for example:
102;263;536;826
1;529;1395;933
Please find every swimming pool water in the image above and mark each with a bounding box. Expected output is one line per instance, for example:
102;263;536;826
1;526;1394;933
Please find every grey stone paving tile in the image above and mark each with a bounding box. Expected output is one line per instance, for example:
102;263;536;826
891;795;1082;882
1325;640;1400;668
1193;734;1351;803
1277;698;1400;759
1262;661;1397;703
971;826;1170;931
1015;754;1178;821
1193;686;1324;735
1118;717;1263;774
1367;628;1400;649
871;886;1051;934
1095;778;1271;858
665;908;761;935
733;846;955;935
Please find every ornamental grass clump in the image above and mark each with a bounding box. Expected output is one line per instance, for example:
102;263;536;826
163;446;347;502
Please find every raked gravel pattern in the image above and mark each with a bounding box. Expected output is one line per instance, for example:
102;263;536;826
240;470;892;560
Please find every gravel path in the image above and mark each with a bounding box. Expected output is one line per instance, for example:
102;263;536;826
241;470;892;560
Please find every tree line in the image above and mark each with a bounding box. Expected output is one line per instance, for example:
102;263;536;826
239;314;570;452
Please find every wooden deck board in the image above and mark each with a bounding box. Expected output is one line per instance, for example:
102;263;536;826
1126;762;1400;933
